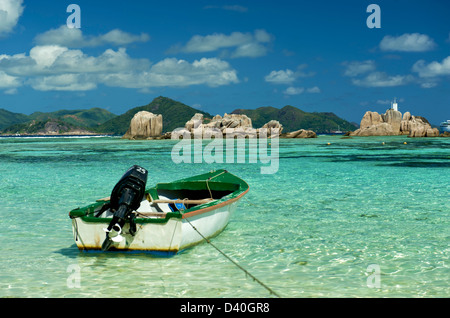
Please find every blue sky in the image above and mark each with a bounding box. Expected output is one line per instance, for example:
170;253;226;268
0;0;449;125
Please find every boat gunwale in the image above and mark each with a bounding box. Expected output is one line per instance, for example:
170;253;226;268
69;170;249;224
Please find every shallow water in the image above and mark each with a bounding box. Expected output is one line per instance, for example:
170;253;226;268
0;135;448;297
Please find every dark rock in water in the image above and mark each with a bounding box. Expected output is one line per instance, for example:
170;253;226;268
293;261;308;266
283;129;317;138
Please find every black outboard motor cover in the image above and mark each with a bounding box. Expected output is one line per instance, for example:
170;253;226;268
102;165;148;251
110;165;148;213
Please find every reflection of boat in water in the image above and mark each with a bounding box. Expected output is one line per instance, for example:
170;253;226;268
440;120;450;133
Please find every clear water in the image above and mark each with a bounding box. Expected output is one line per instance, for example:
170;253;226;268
0;135;448;298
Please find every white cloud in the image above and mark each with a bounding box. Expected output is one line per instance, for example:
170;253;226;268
34;25;150;48
284;86;304;95
0;0;24;36
231;42;268;58
0;45;239;91
352;72;414;87
101;57;239;88
379;33;436;52
171;30;272;58
265;69;296;84
342;60;376;77
0;45;148;77
28;74;97;91
307;86;320;93
420;82;437;88
0;70;21;88
3;87;18;94
265;65;315;84
412;56;450;77
180;32;250;53
283;86;320;95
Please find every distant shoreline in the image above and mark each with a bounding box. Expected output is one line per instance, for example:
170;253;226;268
0;133;116;138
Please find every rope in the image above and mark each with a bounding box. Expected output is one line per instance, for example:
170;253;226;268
184;217;281;298
205;170;228;199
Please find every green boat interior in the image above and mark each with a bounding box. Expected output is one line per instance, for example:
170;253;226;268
69;169;248;223
155;181;239;201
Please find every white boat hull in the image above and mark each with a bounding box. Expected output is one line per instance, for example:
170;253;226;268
71;199;238;255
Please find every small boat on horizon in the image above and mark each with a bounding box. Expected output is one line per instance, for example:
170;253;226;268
331;125;343;134
69;166;249;255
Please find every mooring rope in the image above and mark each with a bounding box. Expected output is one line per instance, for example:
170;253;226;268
184;217;281;298
205;170;228;199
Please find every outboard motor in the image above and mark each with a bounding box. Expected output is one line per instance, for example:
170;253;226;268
101;165;148;251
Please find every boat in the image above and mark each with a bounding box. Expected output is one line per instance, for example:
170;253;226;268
439;120;450;133
69;166;249;255
331;125;343;134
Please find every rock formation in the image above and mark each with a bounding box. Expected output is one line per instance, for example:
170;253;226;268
179;113;255;138
122;111;163;139
351;109;440;137
283;129;317;138
176;113;320;139
383;109;402;134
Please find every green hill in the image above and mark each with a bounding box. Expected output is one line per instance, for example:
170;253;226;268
96;96;213;134
1;107;117;134
29;108;117;129
231;105;357;133
2;118;88;135
0;109;29;130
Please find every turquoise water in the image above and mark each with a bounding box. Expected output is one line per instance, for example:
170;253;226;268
0;135;448;298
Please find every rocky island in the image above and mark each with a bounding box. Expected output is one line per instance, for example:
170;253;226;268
350;109;441;137
122;111;317;140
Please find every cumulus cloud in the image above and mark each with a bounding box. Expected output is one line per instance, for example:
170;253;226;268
0;45;148;77
169;29;272;58
28;74;97;91
283;86;320;95
420;82;437;88
34;25;150;48
352;72;414;87
265;69;296;84
412;56;450;77
101;57;239;89
265;65;315;84
0;0;24;37
344;59;421;88
284;86;304;95
379;33;436;52
0;45;239;91
306;86;320;93
342;60;376;77
0;70;21;88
